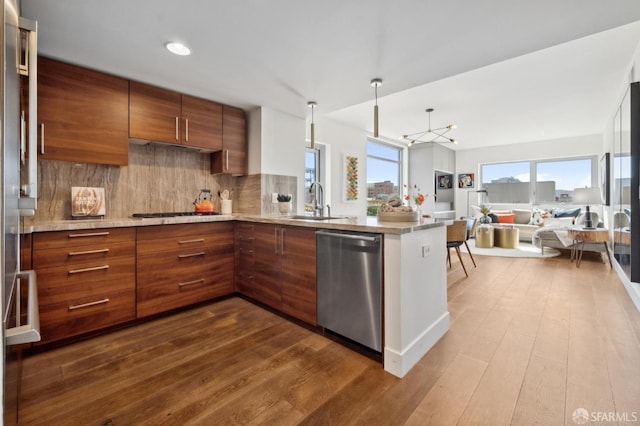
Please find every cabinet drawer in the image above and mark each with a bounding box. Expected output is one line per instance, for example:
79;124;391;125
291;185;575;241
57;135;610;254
137;267;234;317
137;249;233;288
137;224;234;256
236;272;254;294
38;289;136;344
33;228;135;250
34;241;134;269
37;257;135;305
137;222;233;241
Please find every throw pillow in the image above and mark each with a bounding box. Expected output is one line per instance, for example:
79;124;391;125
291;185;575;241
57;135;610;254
553;207;581;218
495;213;515;224
512;209;531;225
529;209;549;226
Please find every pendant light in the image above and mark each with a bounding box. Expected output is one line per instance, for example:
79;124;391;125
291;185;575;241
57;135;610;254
308;101;317;149
370;79;382;137
402;108;457;145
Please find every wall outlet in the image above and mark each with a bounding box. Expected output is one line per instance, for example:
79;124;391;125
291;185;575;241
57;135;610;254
422;244;431;257
272;193;278;203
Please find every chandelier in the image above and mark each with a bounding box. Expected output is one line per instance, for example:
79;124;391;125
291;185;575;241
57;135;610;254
402;108;457;145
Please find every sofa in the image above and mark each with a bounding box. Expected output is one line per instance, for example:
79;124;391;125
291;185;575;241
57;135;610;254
470;206;584;242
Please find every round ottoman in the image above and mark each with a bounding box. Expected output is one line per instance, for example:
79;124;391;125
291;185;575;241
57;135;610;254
494;227;519;248
475;225;494;248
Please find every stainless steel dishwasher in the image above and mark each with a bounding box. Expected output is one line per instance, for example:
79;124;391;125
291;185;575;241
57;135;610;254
316;229;382;352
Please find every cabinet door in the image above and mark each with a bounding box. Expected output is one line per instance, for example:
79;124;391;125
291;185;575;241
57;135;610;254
212;105;247;175
38;57;129;165
129;81;181;144
181;95;223;151
252;223;282;310
281;226;317;325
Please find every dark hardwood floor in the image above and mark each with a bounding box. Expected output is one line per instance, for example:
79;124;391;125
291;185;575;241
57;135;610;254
19;249;640;425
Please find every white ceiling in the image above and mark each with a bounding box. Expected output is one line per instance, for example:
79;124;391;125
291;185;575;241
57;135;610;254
21;0;640;150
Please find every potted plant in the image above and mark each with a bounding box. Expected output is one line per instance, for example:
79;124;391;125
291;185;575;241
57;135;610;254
277;193;292;214
479;204;492;224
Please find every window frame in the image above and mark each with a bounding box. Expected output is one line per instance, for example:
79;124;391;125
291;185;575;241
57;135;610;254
480;155;598;205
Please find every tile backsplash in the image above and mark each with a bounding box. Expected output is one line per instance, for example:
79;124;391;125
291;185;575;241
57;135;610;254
28;143;297;222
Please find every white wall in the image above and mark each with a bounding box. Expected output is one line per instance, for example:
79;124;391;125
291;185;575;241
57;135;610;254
310;117;371;216
247;106;306;211
454;134;603;217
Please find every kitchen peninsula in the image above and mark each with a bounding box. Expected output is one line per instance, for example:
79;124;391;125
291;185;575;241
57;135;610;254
24;215;448;378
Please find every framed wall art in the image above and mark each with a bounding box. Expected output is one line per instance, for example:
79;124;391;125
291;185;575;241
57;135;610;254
437;174;453;189
458;173;475;189
344;154;359;202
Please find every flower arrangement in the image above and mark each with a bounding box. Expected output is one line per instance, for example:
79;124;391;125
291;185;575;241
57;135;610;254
404;183;426;207
479;204;491;215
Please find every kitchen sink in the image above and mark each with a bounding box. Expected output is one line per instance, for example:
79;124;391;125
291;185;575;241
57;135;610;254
287;215;343;221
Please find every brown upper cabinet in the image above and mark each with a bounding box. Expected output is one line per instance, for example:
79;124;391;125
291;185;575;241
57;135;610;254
38;57;130;165
211;105;247;175
129;81;223;152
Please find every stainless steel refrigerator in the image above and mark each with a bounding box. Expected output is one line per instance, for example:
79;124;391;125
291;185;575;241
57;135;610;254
1;0;39;423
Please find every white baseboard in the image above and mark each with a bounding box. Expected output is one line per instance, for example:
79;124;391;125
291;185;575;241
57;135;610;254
383;311;450;378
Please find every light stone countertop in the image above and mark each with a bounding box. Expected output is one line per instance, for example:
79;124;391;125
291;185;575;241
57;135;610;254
24;213;444;235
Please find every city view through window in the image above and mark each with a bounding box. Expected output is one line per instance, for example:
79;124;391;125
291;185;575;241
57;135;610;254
481;158;594;205
367;141;402;215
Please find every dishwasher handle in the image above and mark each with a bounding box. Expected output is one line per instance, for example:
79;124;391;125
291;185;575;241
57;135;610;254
316;230;380;243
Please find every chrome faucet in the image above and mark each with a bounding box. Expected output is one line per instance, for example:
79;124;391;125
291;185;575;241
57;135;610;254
309;182;324;216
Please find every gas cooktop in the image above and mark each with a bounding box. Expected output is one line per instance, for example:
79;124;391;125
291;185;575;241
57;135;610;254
131;211;220;218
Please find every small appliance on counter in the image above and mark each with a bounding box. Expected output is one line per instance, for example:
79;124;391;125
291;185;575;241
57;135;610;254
194;189;215;213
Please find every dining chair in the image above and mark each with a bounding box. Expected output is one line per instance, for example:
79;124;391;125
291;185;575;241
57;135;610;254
446;220;469;277
460;216;477;268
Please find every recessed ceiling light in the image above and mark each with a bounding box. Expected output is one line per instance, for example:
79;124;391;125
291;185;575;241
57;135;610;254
165;42;191;56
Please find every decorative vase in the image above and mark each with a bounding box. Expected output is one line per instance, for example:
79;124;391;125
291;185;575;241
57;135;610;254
278;201;292;214
478;214;492;225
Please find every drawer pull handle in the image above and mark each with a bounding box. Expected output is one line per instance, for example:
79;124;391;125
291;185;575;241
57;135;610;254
68;231;110;238
239;237;254;242
68;248;109;256
178;238;205;244
68;265;110;274
178;252;205;259
239;248;254;254
68;298;109;310
178;278;205;287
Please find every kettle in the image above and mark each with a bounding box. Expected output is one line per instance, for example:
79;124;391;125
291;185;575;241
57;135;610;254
194;189;215;213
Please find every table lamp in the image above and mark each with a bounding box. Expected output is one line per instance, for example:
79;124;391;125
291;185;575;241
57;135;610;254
573;187;603;229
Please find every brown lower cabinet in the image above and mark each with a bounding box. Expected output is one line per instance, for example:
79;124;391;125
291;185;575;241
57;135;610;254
136;222;234;318
31;220;313;344
238;222;317;325
32;228;136;344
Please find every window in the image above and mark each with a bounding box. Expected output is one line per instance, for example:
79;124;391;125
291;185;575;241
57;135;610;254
481;156;595;205
305;148;320;210
367;139;402;215
535;158;592;203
